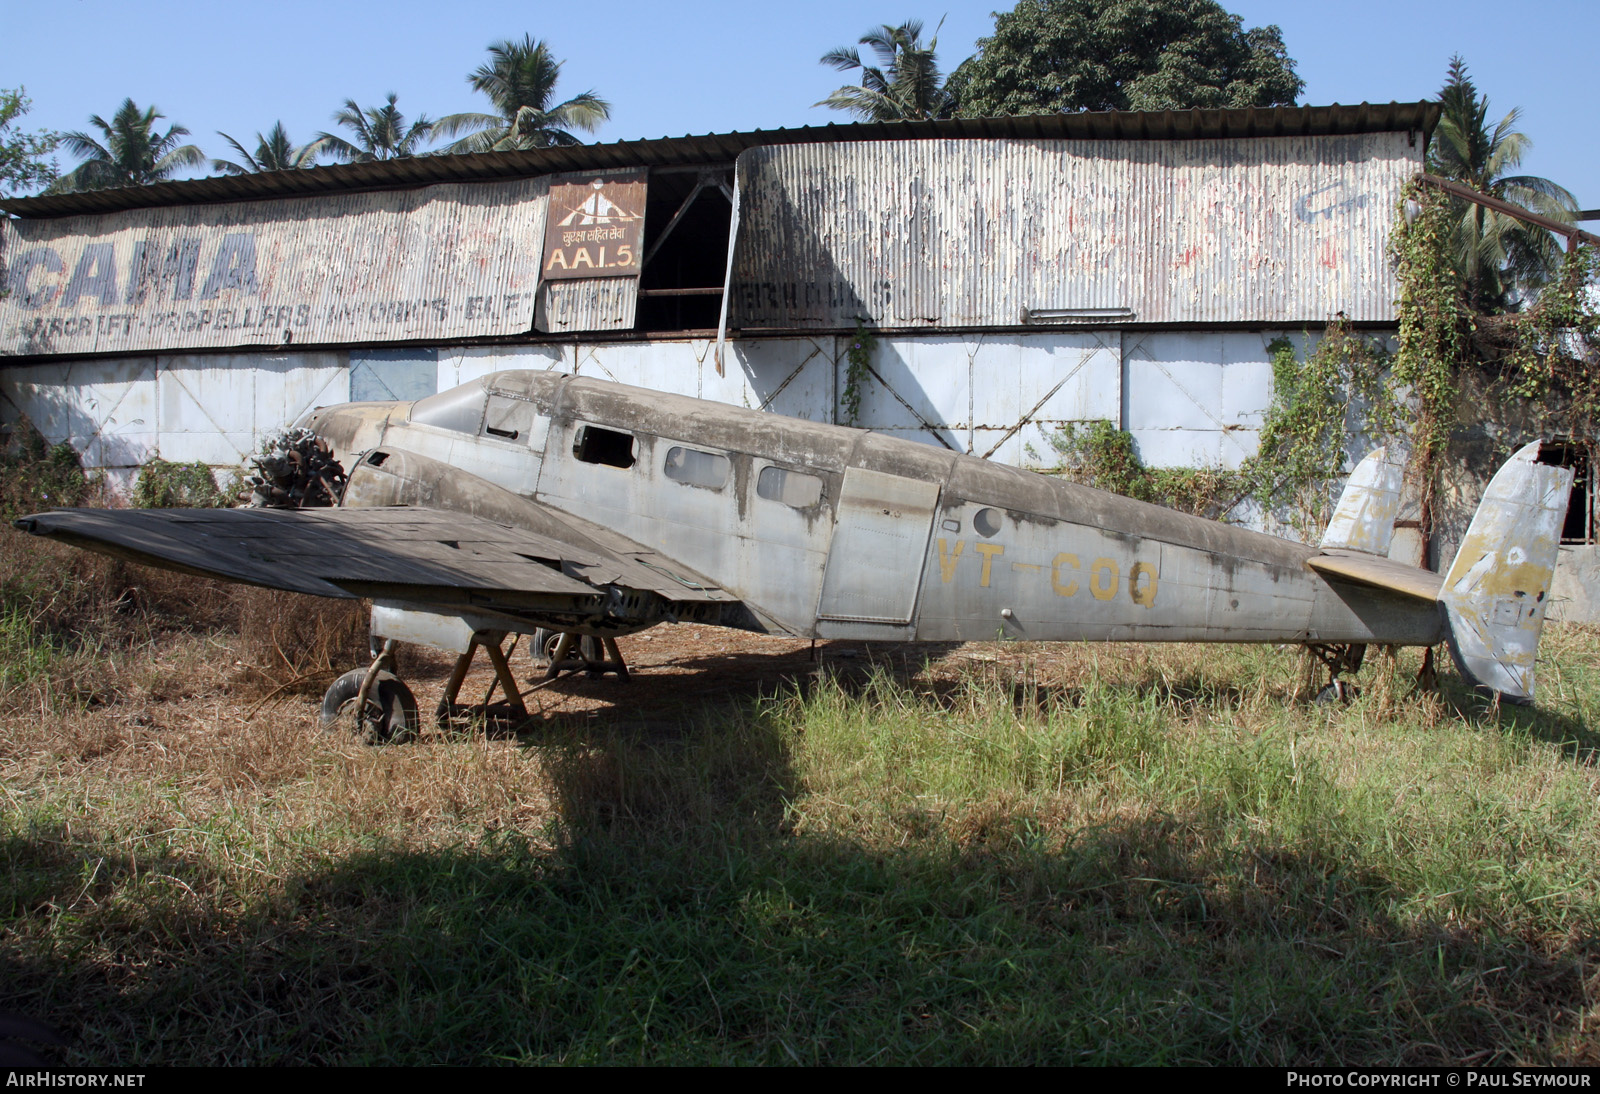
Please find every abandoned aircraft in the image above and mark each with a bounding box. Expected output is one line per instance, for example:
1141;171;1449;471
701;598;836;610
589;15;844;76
14;369;1574;738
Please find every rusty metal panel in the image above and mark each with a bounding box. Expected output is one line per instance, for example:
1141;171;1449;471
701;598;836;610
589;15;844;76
538;278;638;332
731;133;1419;329
1;102;1439;222
1;178;549;356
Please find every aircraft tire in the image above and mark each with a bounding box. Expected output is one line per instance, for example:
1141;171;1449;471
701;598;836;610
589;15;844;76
320;668;420;744
531;629;603;668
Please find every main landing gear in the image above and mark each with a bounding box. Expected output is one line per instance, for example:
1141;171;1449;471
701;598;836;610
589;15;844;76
320;639;420;743
320;630;631;743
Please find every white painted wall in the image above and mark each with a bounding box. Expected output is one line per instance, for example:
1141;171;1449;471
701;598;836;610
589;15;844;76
0;329;1325;476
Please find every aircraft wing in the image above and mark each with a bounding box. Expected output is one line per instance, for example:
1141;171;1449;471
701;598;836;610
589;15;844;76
14;505;736;614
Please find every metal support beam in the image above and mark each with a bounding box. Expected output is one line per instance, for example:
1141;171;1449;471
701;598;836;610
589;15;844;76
642;168;734;270
483;636;529;719
1417;173;1600;249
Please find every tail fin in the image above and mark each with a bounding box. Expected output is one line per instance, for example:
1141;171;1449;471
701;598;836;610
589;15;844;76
1440;441;1574;703
1321;446;1407;556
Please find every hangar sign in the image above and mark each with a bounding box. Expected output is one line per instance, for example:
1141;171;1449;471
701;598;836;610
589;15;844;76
539;169;647;281
0;177;552;356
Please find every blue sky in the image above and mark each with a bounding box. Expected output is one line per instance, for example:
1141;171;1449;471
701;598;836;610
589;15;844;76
3;0;1594;205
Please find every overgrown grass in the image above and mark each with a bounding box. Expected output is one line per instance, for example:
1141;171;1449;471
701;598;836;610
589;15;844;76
2;532;1599;1063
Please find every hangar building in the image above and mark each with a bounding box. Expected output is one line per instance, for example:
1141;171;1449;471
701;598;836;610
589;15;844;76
19;102;1589;614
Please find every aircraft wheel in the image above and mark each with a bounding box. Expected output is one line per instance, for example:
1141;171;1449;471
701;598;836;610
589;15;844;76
531;628;602;667
320;668;420;744
1313;680;1359;706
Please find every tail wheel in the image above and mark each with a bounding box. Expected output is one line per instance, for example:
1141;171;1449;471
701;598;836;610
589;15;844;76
320;668;419;744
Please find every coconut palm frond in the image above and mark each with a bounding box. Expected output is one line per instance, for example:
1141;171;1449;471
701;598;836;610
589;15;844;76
816;19;953;122
444;35;612;153
1427;55;1578;310
47;98;204;193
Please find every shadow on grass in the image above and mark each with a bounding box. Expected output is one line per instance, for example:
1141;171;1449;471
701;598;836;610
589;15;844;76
4;704;1598;1065
1434;672;1600;761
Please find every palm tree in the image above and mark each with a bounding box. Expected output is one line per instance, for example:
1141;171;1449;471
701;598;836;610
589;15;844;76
434;36;610;153
1428;56;1577;311
308;94;434;163
211;122;318;174
816;19;953;122
47;99;204;192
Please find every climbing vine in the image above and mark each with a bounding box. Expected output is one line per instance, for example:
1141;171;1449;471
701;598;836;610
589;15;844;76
840;319;876;427
1388;180;1468;530
1244;325;1397;536
1046;321;1395;533
1497;243;1600;437
1045;419;1244;518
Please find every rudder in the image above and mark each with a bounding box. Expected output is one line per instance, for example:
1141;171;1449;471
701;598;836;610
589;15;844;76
1321;445;1407;557
1439;441;1574;703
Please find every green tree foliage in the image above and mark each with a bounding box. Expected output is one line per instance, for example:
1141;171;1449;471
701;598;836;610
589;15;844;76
1427;56;1576;312
0;87;58;197
309;94;434;163
948;0;1303;117
435;36;610;153
47;99;204;193
816;19;955;121
211;121;318;175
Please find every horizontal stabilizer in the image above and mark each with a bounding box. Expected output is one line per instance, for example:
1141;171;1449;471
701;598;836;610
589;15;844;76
1306;549;1443;601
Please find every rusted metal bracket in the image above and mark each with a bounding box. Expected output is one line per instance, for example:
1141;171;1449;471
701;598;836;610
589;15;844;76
482;636;529;718
434;630;531;728
1308;642;1367;680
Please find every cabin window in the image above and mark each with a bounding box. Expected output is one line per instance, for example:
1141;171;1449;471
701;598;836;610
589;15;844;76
573;425;636;469
664;446;730;489
973;507;1004;537
757;466;823;509
410;383;486;434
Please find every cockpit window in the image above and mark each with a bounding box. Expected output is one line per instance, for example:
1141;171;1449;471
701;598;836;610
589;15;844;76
409;383;486;434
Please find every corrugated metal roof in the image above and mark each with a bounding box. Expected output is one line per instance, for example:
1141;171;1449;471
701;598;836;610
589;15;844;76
2;102;1439;221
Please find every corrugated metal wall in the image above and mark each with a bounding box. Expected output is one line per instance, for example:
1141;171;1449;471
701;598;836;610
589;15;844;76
0;178;550;356
730;133;1418;329
538;278;637;333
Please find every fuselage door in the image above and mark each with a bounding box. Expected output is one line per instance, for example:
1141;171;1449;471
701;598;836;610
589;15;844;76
816;467;941;628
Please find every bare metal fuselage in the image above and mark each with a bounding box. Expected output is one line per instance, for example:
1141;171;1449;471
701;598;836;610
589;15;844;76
304;370;1443;650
